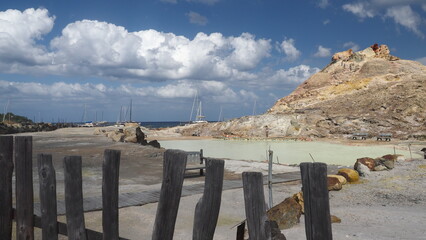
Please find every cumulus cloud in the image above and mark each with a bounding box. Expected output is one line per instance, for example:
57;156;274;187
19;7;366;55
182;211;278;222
314;46;332;57
323;19;331;25
343;41;360;51
342;1;425;37
186;11;208;25
0;8;273;81
385;5;423;37
280;38;301;61
0;8;55;70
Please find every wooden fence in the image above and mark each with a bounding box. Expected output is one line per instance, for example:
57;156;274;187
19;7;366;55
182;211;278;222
0;135;332;240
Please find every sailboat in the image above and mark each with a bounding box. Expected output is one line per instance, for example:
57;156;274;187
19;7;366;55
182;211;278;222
190;91;208;123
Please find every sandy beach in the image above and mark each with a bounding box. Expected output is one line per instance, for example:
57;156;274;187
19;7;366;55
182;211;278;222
11;127;426;239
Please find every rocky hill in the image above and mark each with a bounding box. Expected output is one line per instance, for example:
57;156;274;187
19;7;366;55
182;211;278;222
181;44;426;139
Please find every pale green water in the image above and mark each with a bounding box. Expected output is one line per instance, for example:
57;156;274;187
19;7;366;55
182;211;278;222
160;139;420;166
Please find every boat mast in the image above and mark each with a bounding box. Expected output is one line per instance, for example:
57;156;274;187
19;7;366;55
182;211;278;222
129;99;132;122
190;91;198;122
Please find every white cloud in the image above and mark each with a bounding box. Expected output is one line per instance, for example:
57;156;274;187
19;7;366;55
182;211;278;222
385;5;423;37
186;11;208;26
323;19;331;25
0;9;273;81
343;41;360;51
343;2;376;18
0;8;55;69
342;1;425;37
248;65;320;90
314;45;332;57
280;38;301;61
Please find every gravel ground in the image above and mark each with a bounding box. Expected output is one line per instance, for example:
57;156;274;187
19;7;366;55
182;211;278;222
9;127;426;239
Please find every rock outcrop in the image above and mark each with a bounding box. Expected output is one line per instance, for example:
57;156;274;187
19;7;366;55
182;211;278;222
182;44;425;139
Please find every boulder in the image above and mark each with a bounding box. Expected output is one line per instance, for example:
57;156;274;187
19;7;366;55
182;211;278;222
148;140;161;148
337;168;359;182
381;154;399;161
267;197;302;230
327;174;347;185
374;165;388;171
380;158;395;169
327;176;343;191
354;157;376;170
355;163;371;177
109;131;125;142
124;135;138;143
292;192;304;214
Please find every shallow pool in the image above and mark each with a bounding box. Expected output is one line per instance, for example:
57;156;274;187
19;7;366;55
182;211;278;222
159;139;419;166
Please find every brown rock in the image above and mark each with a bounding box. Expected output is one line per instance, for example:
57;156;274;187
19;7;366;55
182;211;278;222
327;176;343;191
328;174;347;185
292;192;304;214
355;157;376;170
381;154;399;161
332;49;353;61
337;168;359;182
267;197;302;230
331;215;341;223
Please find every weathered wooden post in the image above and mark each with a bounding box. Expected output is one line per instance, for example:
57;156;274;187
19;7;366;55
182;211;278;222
199;149;204;176
37;154;58;240
242;172;271;240
102;149;121;240
0;136;13;239
15;136;34;240
300;162;332;240
193;158;224;240
64;156;88;240
152;149;188;240
268;149;273;209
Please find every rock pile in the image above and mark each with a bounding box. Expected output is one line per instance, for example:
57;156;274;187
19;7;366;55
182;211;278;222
94;126;161;148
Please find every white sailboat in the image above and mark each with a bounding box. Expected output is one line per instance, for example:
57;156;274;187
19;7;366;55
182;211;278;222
190;91;207;123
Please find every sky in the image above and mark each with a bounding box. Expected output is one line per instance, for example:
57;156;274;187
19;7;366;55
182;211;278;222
1;0;425;122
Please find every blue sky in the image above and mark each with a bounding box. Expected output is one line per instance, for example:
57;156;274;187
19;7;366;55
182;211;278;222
1;0;425;122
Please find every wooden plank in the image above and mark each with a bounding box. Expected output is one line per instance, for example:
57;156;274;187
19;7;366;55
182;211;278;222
242;172;271;240
64;156;88;240
0;136;13;239
152;149;188;240
300;162;332;240
193;158;224;240
15;136;34;240
37;154;58;240
236;221;245;240
102;149;121;240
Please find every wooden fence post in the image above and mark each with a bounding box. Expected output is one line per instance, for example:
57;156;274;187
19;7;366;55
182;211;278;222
193;158;224;240
64;156;88;240
152;149;188;240
300;162;332;240
0;136;14;239
15;136;34;240
242;172;271;240
102;149;121;240
37;154;58;240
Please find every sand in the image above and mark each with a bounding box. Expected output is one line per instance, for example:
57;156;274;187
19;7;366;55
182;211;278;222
10;127;426;239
